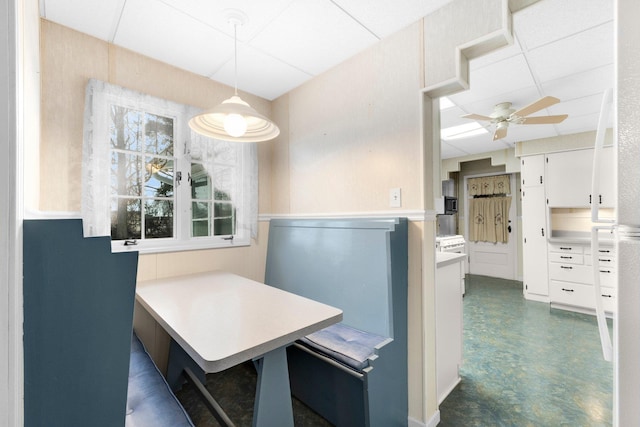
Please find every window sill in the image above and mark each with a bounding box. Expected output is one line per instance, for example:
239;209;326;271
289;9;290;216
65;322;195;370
110;236;251;255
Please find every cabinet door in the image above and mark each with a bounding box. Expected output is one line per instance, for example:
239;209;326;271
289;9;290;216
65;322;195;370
596;146;615;208
522;185;548;296
521;154;545;188
546;149;593;207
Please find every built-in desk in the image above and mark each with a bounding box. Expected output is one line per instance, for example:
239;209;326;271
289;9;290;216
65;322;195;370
136;270;343;427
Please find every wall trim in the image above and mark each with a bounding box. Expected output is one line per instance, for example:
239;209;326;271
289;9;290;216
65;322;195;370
259;209;436;222
408;410;440;427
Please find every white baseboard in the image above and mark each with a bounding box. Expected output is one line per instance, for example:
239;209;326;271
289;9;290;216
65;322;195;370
408;410;440;427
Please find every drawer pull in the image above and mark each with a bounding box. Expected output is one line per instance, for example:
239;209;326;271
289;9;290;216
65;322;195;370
599;250;611;253
561;288;574;292
560;266;573;270
560;256;573;259
602;294;613;298
600;269;612;274
559;247;572;250
599;258;611;262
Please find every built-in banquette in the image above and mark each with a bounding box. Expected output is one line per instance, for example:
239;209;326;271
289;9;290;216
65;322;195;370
265;217;409;427
23;219;193;427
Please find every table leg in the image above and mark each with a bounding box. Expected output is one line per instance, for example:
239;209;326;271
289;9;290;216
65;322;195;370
253;346;294;427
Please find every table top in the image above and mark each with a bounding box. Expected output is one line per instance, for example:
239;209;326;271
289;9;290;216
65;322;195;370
136;270;343;373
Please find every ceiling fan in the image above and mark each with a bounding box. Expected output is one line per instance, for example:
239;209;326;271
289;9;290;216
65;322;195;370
461;95;568;141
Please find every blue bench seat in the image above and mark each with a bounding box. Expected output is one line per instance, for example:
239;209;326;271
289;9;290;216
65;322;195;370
126;333;194;427
299;323;389;372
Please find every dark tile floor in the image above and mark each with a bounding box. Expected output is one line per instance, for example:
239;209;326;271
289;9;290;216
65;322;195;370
439;274;613;426
176;274;613;426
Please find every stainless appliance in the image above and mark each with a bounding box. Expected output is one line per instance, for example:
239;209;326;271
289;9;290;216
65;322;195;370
444;196;458;214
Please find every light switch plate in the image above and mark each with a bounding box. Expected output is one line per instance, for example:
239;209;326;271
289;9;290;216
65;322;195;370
390;188;401;208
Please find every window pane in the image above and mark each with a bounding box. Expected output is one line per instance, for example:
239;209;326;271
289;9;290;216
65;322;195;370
110;106;142;151
191;163;211;200
111;198;141;240
192;220;209;237
145;157;174;197
214;202;234;236
192;201;209;219
111;152;142;197
214;166;234;201
144;200;173;239
145;113;174;156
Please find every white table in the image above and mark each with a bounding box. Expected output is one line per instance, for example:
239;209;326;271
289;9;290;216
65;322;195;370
136;270;343;427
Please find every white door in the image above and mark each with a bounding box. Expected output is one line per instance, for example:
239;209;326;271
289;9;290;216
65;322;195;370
466;173;518;280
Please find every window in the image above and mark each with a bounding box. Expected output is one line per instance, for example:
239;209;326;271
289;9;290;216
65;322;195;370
82;79;257;253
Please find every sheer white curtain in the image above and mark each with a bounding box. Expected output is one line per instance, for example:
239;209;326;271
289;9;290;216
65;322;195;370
81;79;259;241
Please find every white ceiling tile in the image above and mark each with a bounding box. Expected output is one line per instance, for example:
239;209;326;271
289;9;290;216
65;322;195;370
548;93;605;120
211;45;312;100
556;112;611;136
42;0;125;41
331;0;452;39
114;0;233;77
514;0;613;51
526;22;614;83
458;86;542;119
249;0;378;75
441;141;471;159
159;0;294;42
506;123;560;143
541;64;613;103
440;106;467;129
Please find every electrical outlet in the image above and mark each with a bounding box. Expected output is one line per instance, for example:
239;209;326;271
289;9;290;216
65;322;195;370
390;188;401;208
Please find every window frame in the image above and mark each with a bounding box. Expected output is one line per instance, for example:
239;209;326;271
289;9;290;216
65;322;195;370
82;81;252;254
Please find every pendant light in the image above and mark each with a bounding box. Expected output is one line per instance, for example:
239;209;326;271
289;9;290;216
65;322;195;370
189;11;279;142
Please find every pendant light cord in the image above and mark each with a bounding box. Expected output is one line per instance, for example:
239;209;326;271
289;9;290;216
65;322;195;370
233;23;238;96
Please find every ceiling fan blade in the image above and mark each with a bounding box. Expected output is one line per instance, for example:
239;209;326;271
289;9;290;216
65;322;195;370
461;113;493;121
493;126;508;141
521;114;568;124
512;96;560;117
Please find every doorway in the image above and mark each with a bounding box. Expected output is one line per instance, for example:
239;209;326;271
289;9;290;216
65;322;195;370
464;172;518;280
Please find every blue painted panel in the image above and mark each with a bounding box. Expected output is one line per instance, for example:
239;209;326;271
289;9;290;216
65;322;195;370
23;219;138;427
265;218;402;337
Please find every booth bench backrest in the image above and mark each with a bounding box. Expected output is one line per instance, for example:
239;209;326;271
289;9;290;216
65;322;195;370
264;218;408;339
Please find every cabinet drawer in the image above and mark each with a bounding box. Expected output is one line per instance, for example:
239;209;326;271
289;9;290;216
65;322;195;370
550;281;616;312
550;281;593;309
549;263;592;283
584;246;615;256
549;252;584;264
585;254;615;267
548;243;584;254
549;263;616;286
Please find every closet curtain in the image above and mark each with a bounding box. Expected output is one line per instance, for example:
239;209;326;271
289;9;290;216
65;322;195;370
469;196;511;243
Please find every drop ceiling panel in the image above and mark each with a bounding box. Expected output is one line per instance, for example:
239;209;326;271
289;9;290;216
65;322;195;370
469;35;523;71
41;0;125;41
514;0;613;50
249;0;378;75
114;0;233;77
526;22;614;83
440;106;467;129
556;112;603;135
548;93;604;119
159;0;294;42
332;0;452;39
211;45;312;100
541;65;613;102
441;142;471;159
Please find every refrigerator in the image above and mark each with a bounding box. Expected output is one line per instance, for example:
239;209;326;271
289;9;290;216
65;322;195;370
612;1;640;424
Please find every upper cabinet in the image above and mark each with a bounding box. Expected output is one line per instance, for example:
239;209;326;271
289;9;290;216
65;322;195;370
521;155;545;188
545;147;614;208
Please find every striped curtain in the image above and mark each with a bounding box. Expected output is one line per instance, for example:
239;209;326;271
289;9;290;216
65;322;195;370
469;196;511;243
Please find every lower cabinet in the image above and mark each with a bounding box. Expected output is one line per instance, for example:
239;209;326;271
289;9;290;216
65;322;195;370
548;241;616;314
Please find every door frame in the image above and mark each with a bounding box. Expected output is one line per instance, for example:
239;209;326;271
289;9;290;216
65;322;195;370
463;172;518;280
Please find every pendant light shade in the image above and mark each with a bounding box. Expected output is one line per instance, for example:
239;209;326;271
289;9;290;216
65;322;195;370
189;95;280;142
189;10;279;143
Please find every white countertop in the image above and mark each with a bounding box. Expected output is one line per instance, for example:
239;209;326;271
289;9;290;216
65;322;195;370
136;270;343;373
436;252;467;268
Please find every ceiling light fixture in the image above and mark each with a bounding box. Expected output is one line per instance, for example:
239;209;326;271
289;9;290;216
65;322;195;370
189;10;279;142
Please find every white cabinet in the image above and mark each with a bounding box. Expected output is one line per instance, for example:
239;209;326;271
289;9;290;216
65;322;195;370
435;253;464;405
548;241;616;314
521;155;549;299
546;147;614;208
